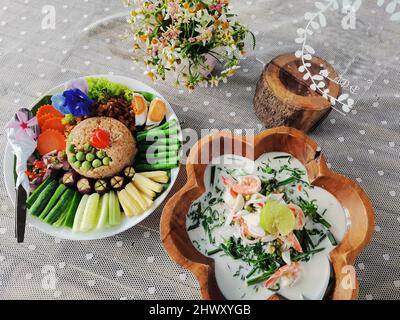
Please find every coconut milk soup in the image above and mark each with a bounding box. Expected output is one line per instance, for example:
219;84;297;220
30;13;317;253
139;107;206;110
187;152;347;300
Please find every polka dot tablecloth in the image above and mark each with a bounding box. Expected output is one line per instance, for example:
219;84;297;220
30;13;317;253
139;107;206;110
0;0;399;300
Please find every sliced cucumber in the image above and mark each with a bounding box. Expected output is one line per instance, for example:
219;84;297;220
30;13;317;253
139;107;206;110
108;191;121;225
29;180;59;217
26;176;54;208
80;193;100;232
63;192;82;228
44;188;75;225
53;211;67;228
72;195;89;232
38;184;67;220
96;193;109;230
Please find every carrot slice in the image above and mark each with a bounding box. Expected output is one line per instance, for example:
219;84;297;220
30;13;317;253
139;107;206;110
38;113;54;128
36;104;63;119
42;117;65;134
37;129;66;156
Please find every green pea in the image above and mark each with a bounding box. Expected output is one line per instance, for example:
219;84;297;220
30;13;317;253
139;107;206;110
82;161;92;171
76;152;85;161
68;144;76;153
83;143;93;152
86;153;95;162
102;157;111;166
69;155;77;163
73;161;82;168
92;159;102;168
96;150;106;159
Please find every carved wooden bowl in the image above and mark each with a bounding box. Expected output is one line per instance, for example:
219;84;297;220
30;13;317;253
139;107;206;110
160;127;374;300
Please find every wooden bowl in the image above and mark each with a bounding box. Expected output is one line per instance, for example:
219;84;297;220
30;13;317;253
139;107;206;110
160;127;374;300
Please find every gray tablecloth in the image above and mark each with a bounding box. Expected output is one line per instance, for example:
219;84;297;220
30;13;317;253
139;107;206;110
0;0;399;300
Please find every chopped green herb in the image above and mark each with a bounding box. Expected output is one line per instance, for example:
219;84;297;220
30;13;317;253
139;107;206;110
207;247;223;256
276;176;297;187
246;267;278;286
298;197;332;228
326;230;337;246
233;266;244;277
292;247;325;262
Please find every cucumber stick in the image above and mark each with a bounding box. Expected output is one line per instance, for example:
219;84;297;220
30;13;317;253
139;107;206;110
44;188;74;225
38;184;67;220
29;180;59;216
26;176;54;208
63;192;82;228
109;191;121;225
80;193;100;232
53;211;67;227
96;193;109;230
72;195;89;232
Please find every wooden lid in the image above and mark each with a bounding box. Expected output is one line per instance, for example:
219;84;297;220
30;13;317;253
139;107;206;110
265;53;340;111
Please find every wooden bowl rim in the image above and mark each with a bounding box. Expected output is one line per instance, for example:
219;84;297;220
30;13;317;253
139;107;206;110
160;127;375;300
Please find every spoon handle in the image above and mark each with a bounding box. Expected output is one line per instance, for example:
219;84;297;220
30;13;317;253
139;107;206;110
14;108;34;243
15;184;27;243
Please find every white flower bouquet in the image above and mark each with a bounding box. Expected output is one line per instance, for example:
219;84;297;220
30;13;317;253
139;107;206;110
127;0;254;90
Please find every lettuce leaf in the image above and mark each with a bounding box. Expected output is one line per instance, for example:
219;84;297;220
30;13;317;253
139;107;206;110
86;77;134;103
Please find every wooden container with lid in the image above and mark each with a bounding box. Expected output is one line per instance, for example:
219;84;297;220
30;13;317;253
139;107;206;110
253;53;341;132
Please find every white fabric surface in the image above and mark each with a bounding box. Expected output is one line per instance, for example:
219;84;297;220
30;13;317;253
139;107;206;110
0;0;399;300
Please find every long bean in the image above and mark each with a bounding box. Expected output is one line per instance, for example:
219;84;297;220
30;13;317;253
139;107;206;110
139;150;178;160
135;162;179;171
138;143;181;152
136;119;177;136
136;126;179;142
140;155;179;165
142;137;180;146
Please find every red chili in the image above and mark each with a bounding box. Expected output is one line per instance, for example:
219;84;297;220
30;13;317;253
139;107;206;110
33;160;45;169
25;171;35;179
90;128;110;149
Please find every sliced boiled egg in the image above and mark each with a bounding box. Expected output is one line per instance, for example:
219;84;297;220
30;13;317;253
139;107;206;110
146;97;167;127
131;93;148;126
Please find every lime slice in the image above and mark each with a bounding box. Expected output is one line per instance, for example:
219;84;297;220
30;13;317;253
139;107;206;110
260;201;295;236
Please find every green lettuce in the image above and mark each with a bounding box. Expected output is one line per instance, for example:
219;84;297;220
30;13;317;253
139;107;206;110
86;77;134;103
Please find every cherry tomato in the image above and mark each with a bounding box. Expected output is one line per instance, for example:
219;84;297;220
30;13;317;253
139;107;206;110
90;129;110;149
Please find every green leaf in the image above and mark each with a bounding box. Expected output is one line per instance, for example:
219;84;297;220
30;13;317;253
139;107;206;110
31;95;52;115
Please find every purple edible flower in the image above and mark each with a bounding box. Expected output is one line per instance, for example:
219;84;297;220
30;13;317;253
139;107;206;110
63;88;93;116
51;88;93;116
65;79;89;95
51;94;69;114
